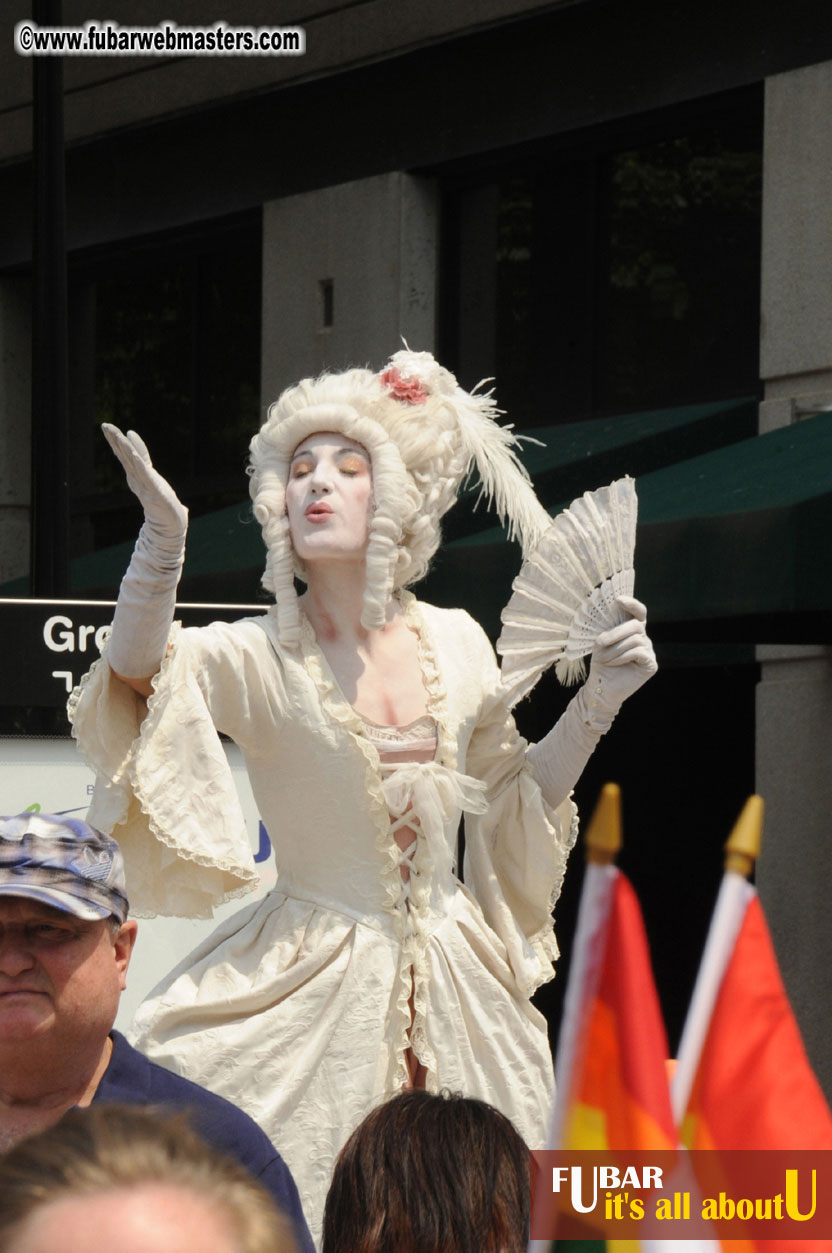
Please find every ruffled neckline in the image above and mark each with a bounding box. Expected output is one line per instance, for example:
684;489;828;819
290;592;451;875
293;590;451;757
292;591;454;1089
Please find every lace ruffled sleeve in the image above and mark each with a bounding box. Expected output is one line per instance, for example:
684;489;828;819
68;619;276;918
462;622;578;996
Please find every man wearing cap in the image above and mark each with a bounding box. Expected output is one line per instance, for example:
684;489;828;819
0;812;314;1253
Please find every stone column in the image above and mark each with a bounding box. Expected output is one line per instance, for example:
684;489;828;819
756;60;832;1095
260;172;438;406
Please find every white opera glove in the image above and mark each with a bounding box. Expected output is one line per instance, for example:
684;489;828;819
103;424;189;679
526;596;657;809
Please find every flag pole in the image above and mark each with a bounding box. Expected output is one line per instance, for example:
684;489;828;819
585;779;623;865
549;782;622;1147
670;795;763;1126
659;801;763;1253
528;784;623;1253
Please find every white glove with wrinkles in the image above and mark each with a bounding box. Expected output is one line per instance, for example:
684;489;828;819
103;424;188;680
526;596;657;810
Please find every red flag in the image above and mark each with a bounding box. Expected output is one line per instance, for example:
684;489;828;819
681;892;832;1153
672;884;832;1253
564;869;676;1152
530;866;678;1252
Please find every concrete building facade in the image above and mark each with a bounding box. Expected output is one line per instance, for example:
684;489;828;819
2;0;832;1084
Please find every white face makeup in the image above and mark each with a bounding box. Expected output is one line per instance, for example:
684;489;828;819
286;432;373;565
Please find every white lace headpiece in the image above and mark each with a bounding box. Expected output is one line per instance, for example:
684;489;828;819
248;348;550;646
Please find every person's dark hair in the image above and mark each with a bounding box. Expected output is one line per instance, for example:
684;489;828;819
322;1089;529;1253
0;1104;296;1253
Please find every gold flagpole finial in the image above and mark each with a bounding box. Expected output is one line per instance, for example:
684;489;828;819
723;794;764;877
585;782;622;865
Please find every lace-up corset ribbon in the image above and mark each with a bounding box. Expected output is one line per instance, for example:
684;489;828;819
362;715;489;1087
362;715;489;926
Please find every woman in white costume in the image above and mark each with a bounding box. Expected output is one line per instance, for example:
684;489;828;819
70;349;656;1245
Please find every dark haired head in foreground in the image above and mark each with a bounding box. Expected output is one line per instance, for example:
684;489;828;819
0;1104;297;1253
322;1089;529;1253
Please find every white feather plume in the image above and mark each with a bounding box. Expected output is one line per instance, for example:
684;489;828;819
385;347;551;558
454;382;552;558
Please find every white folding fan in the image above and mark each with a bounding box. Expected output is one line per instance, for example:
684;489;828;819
496;476;638;708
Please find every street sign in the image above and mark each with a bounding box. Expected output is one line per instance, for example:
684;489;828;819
0;598;266;709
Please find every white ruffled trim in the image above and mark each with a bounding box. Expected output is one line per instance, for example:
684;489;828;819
297;605;416;1087
129;625;259;913
526;793;579;990
400;591;449;1087
297;590;484;1090
69;624;260;919
460;617;580;999
67;651;112;782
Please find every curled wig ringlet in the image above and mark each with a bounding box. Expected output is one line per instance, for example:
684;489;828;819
248;349;550;646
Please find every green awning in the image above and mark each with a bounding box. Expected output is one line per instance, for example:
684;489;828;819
638;411;832;522
0;395;757;600
517;396;756;488
428;411;832;640
8;396;827;645
442;395;757;545
636;413;832;627
75;502;265;594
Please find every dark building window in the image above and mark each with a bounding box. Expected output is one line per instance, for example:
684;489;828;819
596;127;762;414
441;91;762;428
68;212;262;592
436;93;763;1051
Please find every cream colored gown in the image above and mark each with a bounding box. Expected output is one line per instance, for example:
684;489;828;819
70;591;577;1246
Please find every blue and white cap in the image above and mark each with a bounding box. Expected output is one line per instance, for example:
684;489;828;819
0;813;128;923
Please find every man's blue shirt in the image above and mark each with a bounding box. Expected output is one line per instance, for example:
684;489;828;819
94;1031;313;1251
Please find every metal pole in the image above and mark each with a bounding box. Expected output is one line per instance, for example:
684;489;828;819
30;0;70;596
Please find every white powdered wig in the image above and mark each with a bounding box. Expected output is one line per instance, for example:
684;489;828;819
248;349;550;646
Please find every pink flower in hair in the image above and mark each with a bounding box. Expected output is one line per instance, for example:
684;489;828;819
379;366;428;405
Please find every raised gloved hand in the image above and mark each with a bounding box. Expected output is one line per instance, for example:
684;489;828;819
580;595;657;732
526;596;657;809
103;424;188;540
103;424;188;682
